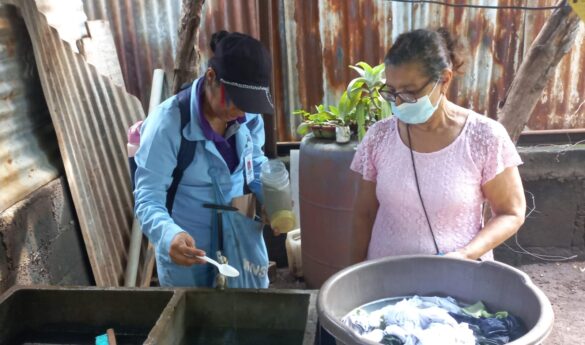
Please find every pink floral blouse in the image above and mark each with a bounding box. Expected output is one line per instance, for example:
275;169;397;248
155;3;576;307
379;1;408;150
350;104;523;261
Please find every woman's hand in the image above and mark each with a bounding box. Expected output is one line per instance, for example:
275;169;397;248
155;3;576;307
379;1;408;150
443;250;471;260
169;232;207;266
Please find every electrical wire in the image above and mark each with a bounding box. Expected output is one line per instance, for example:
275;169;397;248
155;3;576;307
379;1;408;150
385;0;567;11
503;190;579;262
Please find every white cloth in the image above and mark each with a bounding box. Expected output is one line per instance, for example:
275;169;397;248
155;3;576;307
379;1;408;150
342;296;476;345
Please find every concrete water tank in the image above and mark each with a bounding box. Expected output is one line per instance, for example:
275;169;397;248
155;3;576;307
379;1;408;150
300;137;360;288
318;255;554;345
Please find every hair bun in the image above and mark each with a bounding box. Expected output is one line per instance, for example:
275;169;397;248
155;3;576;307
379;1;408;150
436;27;464;72
210;30;229;53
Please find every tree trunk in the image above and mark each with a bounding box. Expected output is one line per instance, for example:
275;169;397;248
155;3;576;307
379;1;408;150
497;0;581;143
172;0;205;93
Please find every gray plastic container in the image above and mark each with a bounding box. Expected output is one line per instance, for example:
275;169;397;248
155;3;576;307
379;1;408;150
318;255;554;345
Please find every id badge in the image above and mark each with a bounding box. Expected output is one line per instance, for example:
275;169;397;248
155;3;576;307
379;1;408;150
245;152;254;185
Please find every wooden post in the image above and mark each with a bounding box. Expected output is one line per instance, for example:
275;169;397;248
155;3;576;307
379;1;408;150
257;0;280;158
498;0;581;143
172;0;206;93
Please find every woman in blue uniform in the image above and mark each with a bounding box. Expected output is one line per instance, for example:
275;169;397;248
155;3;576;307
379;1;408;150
134;31;274;287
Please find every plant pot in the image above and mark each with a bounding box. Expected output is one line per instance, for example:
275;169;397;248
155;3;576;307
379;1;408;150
336;126;351;144
311;125;336;139
349;123;358;135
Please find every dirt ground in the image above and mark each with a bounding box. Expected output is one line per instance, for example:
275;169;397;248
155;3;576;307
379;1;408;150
519;261;585;345
271;260;585;344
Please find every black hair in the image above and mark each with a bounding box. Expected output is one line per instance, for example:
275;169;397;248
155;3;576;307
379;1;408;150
208;30;229;80
210;30;229;53
384;28;465;81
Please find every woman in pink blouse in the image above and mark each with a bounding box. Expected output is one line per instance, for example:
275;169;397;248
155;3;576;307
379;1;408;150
351;28;526;262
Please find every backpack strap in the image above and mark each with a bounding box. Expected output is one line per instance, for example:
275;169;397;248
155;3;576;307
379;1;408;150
166;84;197;215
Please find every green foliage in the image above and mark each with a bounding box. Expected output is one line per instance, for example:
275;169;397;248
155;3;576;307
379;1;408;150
293;105;338;136
295;61;392;141
343;61;391;141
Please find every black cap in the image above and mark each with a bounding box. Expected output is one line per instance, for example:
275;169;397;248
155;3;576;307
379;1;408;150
211;32;274;115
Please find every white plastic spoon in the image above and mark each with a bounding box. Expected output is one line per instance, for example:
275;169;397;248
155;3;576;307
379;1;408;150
198;255;240;277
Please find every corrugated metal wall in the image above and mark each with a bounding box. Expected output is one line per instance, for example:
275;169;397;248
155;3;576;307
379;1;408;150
0;4;61;212
83;0;585;141
10;0;146;286
282;0;585;140
83;0;260;110
83;0;180;109
198;0;260;74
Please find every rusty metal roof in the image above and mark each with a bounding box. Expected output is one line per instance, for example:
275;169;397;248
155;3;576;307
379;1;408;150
7;0;145;286
0;4;60;212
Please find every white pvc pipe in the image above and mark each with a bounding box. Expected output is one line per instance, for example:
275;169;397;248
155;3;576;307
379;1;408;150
124;219;143;287
148;69;166;114
124;69;165;287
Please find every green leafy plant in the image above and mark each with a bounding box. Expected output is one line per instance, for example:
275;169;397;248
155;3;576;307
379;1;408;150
294;104;340;137
342;62;392;140
295;61;392;141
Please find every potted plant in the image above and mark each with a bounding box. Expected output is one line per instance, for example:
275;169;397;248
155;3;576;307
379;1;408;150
297;61;392;288
295;62;391;142
341;62;392;140
294;104;339;140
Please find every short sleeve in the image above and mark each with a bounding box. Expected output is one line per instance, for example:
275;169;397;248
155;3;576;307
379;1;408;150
350;123;383;181
481;121;523;185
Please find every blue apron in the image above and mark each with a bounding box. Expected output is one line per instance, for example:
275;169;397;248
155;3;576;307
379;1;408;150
208;152;270;289
157;149;269;288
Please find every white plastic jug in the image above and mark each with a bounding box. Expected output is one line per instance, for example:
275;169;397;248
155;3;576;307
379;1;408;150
286;229;303;278
261;160;296;233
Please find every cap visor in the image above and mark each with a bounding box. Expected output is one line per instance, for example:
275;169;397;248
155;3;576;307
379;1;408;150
224;84;274;115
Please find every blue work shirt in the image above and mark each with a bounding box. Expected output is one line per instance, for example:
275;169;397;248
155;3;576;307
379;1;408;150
134;77;268;286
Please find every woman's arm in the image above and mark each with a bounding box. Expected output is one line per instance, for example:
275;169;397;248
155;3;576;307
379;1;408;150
448;166;526;260
245;114;268;204
351;178;380;263
134;99;205;266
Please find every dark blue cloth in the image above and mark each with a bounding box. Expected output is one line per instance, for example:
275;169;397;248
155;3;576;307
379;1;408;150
449;312;526;344
381;335;404;345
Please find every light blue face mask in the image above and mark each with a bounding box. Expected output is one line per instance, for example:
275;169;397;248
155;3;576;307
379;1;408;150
390;81;442;125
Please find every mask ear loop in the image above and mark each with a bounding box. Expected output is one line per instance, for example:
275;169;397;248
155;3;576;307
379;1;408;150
429;79;440;94
429;79;444;108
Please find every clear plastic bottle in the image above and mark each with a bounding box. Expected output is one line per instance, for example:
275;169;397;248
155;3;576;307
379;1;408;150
261;160;296;233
